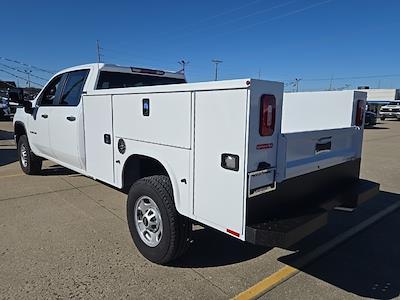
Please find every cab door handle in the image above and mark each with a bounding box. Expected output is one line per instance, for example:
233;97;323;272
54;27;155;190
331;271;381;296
41;114;48;119
66;116;76;121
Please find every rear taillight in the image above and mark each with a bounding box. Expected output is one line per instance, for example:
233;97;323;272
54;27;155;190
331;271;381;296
259;94;276;136
355;100;365;126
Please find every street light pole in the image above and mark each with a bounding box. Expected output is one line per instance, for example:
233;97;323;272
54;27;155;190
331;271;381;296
211;59;223;81
294;78;302;92
178;60;189;74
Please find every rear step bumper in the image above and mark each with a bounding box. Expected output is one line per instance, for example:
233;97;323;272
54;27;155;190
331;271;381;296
245;179;380;248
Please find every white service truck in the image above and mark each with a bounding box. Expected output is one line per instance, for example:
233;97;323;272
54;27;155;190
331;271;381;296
13;64;379;264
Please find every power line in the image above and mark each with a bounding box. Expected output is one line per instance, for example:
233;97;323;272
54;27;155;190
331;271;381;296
0;68;43;87
108;0;266;51
173;0;298;41
293;78;302;92
0;63;49;81
0;57;54;74
102;47;177;67
220;0;335;35
301;74;400;81
170;0;268;36
186;0;265;26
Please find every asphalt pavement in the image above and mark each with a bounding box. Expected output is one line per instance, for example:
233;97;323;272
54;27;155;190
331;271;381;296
0;119;399;299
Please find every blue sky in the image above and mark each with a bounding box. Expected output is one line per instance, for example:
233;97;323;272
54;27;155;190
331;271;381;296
2;0;400;91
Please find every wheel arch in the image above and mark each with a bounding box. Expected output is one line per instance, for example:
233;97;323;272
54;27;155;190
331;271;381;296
14;121;27;144
121;154;183;215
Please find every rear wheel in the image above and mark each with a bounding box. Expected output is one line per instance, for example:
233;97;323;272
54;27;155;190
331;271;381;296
127;175;191;264
17;135;42;175
380;117;386;121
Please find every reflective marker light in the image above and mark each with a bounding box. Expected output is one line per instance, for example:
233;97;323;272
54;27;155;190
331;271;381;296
259;94;276;136
221;153;239;171
226;228;240;237
355;100;365;126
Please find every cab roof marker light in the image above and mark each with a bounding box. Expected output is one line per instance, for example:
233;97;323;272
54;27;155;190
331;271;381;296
130;67;165;76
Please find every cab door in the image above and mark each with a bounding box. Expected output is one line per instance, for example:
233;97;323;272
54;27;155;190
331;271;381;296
28;75;64;157
49;70;89;170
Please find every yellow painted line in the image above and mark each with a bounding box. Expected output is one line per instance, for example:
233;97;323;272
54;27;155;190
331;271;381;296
233;198;400;300
0;174;24;179
234;265;299;300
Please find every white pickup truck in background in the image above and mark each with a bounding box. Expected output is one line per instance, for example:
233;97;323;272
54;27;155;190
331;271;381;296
13;64;379;264
379;101;400;120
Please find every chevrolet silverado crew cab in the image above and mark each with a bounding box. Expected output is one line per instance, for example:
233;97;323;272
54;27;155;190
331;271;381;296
379;101;400;120
13;64;379;264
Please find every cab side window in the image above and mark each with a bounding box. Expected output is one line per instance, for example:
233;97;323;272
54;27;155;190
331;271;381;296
40;75;63;106
59;70;89;106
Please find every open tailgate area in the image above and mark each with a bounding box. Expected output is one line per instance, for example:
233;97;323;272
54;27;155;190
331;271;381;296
244;89;378;247
245;160;379;247
277;90;366;182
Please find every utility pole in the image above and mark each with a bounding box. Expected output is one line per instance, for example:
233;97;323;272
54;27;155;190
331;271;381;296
329;74;334;91
211;59;223;81
178;60;189;74
24;69;31;88
96;40;103;63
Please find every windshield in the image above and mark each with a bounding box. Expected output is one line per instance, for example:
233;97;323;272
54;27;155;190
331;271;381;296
96;71;186;90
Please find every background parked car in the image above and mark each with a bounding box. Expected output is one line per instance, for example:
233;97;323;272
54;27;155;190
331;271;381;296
0;97;11;120
365;111;377;127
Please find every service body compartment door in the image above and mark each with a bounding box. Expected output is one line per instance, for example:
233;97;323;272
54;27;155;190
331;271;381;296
83;95;115;184
247;80;284;193
193;89;248;236
112;92;192;149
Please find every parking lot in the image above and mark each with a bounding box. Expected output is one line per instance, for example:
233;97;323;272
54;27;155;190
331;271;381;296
0;119;399;299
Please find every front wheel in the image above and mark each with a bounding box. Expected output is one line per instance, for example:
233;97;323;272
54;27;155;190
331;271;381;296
380;117;386;121
17;135;42;175
127;175;191;264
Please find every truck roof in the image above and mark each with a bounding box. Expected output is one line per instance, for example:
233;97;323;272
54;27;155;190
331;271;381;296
55;63;185;80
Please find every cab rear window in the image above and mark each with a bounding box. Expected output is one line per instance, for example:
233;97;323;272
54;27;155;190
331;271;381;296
96;71;186;89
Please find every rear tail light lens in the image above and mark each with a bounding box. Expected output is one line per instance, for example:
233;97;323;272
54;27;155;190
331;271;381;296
259;94;276;136
355;100;365;126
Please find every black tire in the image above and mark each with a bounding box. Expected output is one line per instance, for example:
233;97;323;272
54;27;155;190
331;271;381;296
17;135;42;175
380;117;385;121
127;175;191;264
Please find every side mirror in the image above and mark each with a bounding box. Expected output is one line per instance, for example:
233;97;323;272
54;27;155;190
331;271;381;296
23;101;34;114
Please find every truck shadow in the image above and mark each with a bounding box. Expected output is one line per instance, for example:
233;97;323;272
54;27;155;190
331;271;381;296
41;164;78;176
279;191;400;300
365;126;389;130
0;130;18;166
0;129;14;140
170;227;270;268
0;149;17;166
